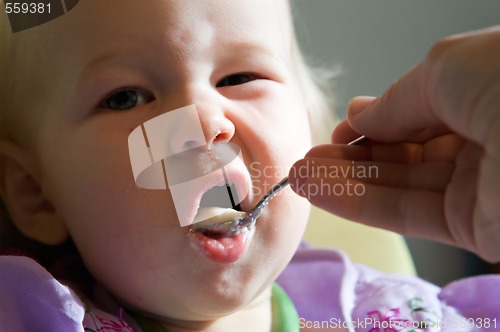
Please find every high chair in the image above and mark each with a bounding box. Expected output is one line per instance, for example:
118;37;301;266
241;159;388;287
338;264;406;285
304;206;416;275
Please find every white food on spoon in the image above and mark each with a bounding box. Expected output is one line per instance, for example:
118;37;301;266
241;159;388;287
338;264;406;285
193;207;247;227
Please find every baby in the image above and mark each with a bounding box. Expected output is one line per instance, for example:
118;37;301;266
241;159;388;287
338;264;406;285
0;1;499;331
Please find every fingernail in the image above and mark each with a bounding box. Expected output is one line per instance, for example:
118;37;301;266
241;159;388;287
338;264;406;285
347;96;374;117
348;101;367;117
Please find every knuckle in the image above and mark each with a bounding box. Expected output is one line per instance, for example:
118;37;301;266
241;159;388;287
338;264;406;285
426;27;500;70
426;36;458;65
423;28;500;134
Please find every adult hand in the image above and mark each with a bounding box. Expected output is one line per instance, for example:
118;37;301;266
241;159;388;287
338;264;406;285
289;27;500;262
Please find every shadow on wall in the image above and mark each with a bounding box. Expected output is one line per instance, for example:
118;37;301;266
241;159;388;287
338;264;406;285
405;238;492;286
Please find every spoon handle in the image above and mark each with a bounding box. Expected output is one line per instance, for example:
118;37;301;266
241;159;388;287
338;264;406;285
245;177;289;217
260;135;367;203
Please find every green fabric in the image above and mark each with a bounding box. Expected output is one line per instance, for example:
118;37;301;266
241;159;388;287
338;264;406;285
132;315;170;331
131;283;299;331
271;283;300;332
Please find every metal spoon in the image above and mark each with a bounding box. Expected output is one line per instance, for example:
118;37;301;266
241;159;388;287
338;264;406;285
190;136;367;236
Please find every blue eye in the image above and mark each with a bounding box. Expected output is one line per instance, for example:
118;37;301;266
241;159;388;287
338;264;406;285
102;89;154;111
216;73;259;87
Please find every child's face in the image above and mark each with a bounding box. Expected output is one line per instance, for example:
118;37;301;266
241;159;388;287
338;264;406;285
26;0;311;322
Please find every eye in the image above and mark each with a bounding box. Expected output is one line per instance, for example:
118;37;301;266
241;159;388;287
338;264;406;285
216;73;261;88
102;88;154;111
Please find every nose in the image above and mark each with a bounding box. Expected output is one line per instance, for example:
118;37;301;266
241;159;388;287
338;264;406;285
128;101;237;191
168;102;235;155
196;102;236;145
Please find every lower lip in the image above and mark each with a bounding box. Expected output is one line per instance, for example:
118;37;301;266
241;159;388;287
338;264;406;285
188;226;255;263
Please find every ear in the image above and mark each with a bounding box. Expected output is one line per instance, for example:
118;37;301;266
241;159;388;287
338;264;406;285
0;139;68;245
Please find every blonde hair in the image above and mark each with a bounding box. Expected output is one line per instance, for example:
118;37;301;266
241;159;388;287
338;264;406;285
0;12;14;247
0;13;13;138
0;11;54;147
0;12;66;260
291;40;337;144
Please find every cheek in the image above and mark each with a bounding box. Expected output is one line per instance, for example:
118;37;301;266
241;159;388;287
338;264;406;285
40;128;180;264
269;85;312;149
263;90;312;168
44;139;189;301
242;89;312;253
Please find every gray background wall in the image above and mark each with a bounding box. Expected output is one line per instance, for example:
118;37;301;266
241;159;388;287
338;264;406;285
293;0;500;285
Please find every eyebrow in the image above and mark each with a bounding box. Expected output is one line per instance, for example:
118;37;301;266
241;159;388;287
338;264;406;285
78;50;137;82
77;40;287;88
220;41;287;64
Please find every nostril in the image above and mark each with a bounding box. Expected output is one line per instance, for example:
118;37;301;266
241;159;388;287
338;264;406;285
213;132;231;143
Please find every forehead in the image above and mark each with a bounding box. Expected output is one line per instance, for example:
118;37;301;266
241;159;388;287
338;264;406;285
48;0;293;59
11;0;295;145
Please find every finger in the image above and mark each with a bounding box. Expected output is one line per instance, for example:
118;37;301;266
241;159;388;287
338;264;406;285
480;143;500;221
304;144;372;161
474;208;500;263
347;64;439;142
308;133;464;165
330;119;361;144
332;96;375;144
349;28;500;146
346;64;458;143
293;176;457;246
290;157;453;193
422;133;465;162
348;96;376;115
424;27;500;145
304;142;426;164
442;138;500;263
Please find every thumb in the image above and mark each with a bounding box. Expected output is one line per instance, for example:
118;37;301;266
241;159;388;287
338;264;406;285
347;64;442;143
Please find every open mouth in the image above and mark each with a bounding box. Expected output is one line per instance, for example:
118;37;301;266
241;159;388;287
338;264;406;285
191;181;249;237
187;177;255;263
175;143;256;263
